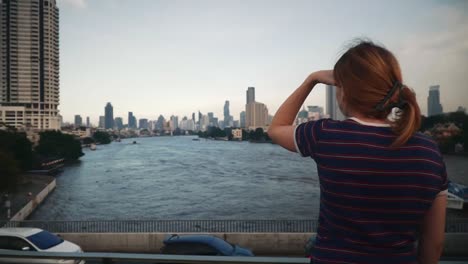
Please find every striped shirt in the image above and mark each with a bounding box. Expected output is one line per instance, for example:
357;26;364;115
294;117;448;264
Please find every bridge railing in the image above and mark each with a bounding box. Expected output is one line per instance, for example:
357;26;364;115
2;219;468;233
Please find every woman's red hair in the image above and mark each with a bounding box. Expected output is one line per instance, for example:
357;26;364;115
333;40;421;147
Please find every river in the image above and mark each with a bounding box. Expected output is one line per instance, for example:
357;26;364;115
29;136;467;220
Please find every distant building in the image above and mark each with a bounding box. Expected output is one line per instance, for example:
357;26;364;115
99;116;105;129
139;118;148;129
233;120;240;128
245;87;269;129
232;129;242;140
115;117;124;130
246;87;255;104
240;111;246;128
74;115;82;128
86;117;90;128
156;115;165;131
457;106;467;113
224;100;231;127
170;115;179;130
105;103;114;129
428;85;443;116
326;85;345;120
246;102;269;129
307;105;324;115
128;112;137;129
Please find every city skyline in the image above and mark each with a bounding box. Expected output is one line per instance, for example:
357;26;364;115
54;1;467;123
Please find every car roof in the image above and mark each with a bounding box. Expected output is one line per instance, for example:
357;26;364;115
0;228;43;238
164;235;218;245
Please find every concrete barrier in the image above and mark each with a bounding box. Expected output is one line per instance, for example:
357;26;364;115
58;232;312;256
58;232;468;256
10;179;56;221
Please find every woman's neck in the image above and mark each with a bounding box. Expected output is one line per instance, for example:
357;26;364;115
351;113;389;125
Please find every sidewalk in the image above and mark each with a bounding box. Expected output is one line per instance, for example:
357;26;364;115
0;174;54;223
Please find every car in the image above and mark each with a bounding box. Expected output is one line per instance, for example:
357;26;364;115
161;234;254;256
0;227;85;264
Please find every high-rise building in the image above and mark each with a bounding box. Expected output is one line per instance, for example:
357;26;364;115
139;118;148;129
104;102;114;129
326;85;345;120
128;112;137;129
74;115;82;128
170;115;179;130
114;117;123;130
246;102;269;129
427;85;443;116
246;87;255;104
98;116;105;129
192;112;195;121
86;116;90;128
223;100;230;127
0;0;60;130
156;115;165;131
245;87;268;129
240;111;246;128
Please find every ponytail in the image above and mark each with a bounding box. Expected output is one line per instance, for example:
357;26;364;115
391;86;421;147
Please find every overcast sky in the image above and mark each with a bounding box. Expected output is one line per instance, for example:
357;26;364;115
57;0;468;124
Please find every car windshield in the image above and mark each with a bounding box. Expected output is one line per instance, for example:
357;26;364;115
26;230;64;250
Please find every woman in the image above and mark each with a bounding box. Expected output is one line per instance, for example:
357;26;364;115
268;41;447;264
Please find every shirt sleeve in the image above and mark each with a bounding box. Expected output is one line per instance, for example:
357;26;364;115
294;119;323;158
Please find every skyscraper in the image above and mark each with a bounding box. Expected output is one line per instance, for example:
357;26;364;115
0;0;60;130
156;115;165;131
240;111;246;128
114;117;123;130
74;115;82;128
128;112;136;129
245;87;269;129
326;85;345;120
224;100;230;127
86;116;90;128
104;103;114;129
246;102;269;129
427;85;443;116
139;118;148;129
246;87;255;104
99;116;105;129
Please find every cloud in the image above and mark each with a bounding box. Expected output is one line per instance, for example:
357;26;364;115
57;0;87;9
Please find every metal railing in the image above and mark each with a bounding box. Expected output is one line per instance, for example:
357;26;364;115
0;250;309;264
0;250;466;264
3;220;319;233
2;219;468;233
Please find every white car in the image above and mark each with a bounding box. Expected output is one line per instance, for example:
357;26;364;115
0;228;85;264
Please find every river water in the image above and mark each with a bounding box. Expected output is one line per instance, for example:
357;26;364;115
30;136;467;220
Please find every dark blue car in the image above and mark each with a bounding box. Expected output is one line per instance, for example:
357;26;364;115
161;235;254;256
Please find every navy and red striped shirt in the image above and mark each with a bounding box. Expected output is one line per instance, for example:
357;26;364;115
294;117;448;264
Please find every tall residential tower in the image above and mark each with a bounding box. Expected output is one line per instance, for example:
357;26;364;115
0;0;60;130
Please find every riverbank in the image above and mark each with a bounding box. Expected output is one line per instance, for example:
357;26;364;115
0;174;55;223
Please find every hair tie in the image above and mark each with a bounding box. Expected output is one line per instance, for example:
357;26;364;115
375;81;407;111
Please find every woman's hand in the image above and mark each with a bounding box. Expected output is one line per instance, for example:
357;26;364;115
307;70;336;86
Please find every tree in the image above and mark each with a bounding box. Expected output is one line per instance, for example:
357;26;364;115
0;151;20;191
93;131;111;144
82;137;95;145
0;130;33;171
36;131;84;160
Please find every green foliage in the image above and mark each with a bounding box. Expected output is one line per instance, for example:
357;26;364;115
93;131;112;144
36;131;84;160
0;152;19;191
0;130;33;171
82;137;95;145
421;112;468;151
